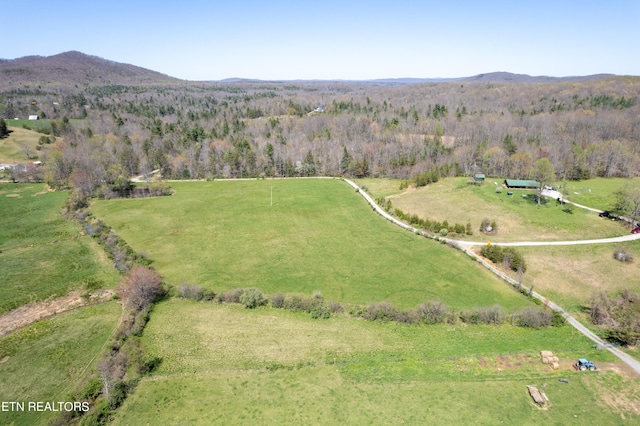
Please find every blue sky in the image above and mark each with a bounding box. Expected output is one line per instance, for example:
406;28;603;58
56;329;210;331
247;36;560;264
3;0;639;80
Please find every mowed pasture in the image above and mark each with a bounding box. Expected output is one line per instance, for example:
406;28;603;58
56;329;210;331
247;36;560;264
112;300;639;425
0;301;121;426
375;177;626;242
0;183;119;314
91;179;529;310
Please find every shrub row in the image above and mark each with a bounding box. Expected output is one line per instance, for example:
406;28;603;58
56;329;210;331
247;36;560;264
71;211;152;273
183;286;561;330
393;207;472;236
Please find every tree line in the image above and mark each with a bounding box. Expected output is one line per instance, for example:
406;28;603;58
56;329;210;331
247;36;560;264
1;77;638;194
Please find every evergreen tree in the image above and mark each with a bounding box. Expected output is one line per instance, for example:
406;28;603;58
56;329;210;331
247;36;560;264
340;146;353;176
0;118;8;138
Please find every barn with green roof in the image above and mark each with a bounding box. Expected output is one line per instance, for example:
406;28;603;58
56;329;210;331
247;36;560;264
504;179;539;189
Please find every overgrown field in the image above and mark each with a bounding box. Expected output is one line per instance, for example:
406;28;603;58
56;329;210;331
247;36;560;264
112;300;638;425
512;242;640;318
365;177;627;242
0;183;119;313
90;179;529;310
0;301;121;426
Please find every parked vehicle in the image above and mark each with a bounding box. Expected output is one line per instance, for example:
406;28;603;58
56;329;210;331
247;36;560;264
576;358;597;371
599;211;610;218
631;227;640;234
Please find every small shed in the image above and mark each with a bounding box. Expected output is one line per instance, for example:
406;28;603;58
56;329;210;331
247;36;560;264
474;173;486;183
504;179;539;189
28;115;39;120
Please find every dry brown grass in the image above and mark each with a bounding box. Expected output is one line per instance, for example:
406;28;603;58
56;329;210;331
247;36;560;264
488;242;640;316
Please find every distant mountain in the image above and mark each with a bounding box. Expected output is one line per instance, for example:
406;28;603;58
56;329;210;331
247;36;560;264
214;73;615;85
461;71;615;83
0;51;617;89
0;51;180;90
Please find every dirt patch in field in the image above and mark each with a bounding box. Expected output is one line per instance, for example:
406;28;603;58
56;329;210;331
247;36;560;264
5;193;21;198
495;355;527;370
0;289;116;337
595;362;640;379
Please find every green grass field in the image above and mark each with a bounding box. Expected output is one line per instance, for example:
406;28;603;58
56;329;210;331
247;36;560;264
111;300;638;425
0;301;121;426
0;183;119;313
91;179;530;310
563;177;640;212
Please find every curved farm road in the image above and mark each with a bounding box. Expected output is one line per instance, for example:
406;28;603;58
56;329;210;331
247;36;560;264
345;179;640;376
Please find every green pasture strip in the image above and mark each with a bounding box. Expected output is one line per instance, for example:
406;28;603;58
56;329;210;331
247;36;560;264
0;301;121;426
113;301;634;425
90;179;529;310
564;177;640;212
0;238;118;313
0;184;73;250
115;369;635;426
0;183;119;313
142;301;612;377
6;119;53;133
387;177;625;242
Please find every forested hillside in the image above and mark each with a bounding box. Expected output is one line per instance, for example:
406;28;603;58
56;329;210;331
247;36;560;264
1;53;638;191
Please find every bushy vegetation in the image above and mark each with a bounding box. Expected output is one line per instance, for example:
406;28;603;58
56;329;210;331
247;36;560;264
590;290;640;346
179;285;559;330
480;244;526;272
392;206;472;236
613;246;634;263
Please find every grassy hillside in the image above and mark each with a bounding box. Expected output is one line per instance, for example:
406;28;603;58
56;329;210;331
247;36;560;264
91;179;529;310
0;183;119;313
0;126;43;163
111;300;638;425
371;177;626;242
0;301;121;426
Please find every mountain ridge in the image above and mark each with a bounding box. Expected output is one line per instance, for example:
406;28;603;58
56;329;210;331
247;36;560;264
0;51;618;88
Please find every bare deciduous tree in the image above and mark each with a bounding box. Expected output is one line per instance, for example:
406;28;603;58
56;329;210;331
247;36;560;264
119;266;164;311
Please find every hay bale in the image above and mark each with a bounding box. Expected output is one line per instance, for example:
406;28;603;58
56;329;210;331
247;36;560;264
551;362;560;370
551;356;559;363
541;357;551;364
540;350;553;358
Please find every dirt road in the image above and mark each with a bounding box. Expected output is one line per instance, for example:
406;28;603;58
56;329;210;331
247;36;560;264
0;290;115;337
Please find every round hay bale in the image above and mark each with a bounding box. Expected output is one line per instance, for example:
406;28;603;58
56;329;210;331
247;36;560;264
542;357;550;364
551;356;559;363
540;350;553;358
551;362;560;370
